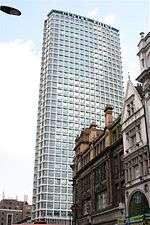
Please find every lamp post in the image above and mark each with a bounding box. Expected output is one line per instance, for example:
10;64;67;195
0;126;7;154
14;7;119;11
0;5;21;16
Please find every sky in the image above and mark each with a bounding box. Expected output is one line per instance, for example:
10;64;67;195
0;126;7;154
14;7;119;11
0;0;149;203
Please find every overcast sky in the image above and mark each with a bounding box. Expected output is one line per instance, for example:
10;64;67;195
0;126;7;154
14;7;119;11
0;0;149;203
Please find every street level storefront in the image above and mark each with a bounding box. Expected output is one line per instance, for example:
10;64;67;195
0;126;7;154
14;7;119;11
125;214;150;225
125;214;150;224
13;224;64;225
74;205;124;225
125;191;150;225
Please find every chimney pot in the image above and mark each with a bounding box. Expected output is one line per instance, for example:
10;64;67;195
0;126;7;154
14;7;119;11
104;104;113;127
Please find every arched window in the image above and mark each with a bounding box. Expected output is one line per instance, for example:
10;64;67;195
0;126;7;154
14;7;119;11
129;191;149;217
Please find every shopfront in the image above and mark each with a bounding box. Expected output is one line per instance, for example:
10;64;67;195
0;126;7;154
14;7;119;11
126;191;150;225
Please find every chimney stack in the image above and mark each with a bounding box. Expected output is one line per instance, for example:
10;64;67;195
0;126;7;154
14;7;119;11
140;32;145;39
104;104;113;127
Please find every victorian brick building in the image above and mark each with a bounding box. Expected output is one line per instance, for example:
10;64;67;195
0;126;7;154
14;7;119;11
0;198;31;225
71;105;125;225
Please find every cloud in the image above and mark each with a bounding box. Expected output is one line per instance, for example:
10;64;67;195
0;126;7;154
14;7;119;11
87;8;116;26
0;40;40;202
87;8;99;19
103;13;116;25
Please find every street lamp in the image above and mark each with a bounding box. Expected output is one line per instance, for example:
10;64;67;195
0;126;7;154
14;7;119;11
0;5;21;16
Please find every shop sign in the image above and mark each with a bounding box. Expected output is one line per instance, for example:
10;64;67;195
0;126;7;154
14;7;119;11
129;215;143;222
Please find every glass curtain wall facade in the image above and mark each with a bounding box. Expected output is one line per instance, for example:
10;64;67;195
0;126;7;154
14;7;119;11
32;9;123;224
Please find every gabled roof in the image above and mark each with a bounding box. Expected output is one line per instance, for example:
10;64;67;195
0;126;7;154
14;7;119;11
121;79;143;123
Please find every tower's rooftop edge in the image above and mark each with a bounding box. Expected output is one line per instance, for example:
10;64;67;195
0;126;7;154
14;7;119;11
47;9;119;33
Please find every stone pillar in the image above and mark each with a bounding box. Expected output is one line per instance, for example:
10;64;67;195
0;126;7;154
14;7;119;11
104;105;113;128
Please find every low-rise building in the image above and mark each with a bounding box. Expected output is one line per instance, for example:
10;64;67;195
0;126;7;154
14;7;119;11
121;32;150;224
121;79;150;223
0;199;31;225
71;105;125;225
136;32;150;149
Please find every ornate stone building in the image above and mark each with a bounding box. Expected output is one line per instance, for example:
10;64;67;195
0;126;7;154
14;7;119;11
121;32;150;224
136;32;150;149
71;105;125;225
